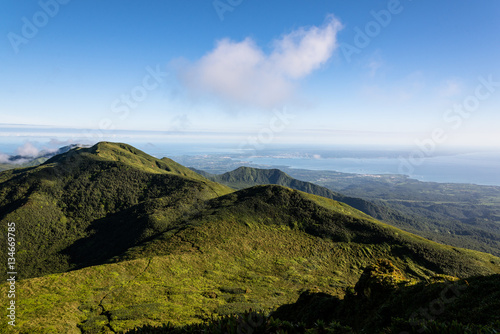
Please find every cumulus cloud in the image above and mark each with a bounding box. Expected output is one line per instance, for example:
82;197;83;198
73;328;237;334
16;142;39;157
180;15;342;108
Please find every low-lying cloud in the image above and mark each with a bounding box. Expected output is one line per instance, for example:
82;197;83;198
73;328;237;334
0;153;10;164
16;141;40;157
180;15;342;108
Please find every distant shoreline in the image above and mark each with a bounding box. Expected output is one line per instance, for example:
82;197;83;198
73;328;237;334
1;141;499;187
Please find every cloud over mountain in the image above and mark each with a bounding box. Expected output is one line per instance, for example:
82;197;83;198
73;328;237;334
16;141;40;157
180;15;342;108
0;152;9;164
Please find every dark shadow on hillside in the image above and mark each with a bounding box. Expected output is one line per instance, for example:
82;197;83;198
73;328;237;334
61;205;154;269
272;262;500;333
121;263;500;334
59;195;199;271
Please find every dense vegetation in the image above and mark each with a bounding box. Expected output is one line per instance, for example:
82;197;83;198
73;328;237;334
119;184;499;279
273;260;500;332
0;142;231;279
0;142;499;333
284;169;500;257
196;167;419;235
196;166;500;257
126;262;500;333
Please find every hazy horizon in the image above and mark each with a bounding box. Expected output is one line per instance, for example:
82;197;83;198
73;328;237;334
2;137;500;187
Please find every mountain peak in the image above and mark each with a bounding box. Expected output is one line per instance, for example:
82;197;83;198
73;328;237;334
43;141;204;180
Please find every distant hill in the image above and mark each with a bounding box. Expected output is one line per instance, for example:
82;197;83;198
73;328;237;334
192;167;418;231
0;142;499;333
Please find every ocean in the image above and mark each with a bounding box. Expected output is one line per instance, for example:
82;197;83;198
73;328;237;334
241;153;500;186
137;143;500;186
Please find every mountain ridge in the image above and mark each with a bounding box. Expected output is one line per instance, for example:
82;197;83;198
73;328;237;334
193;166;420;229
193;166;500;257
0;142;233;279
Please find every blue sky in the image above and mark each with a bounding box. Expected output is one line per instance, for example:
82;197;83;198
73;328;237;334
1;0;500;153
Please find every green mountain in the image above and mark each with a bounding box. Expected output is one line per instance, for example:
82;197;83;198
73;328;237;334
1;142;499;333
193;166;413;227
0;142;232;279
195;166;500;257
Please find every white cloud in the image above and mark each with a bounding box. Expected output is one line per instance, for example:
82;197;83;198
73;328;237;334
16;142;39;157
0;153;10;163
180;15;342;108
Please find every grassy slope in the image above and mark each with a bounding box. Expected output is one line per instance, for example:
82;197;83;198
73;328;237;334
125;269;500;333
2;185;499;333
272;260;500;332
286;168;500;257
0;142;232;279
194;167;434;239
201;166;500;257
124;185;500;278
